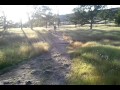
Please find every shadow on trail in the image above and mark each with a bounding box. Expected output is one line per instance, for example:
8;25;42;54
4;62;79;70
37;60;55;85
31;29;46;42
28;31;70;85
0;29;71;85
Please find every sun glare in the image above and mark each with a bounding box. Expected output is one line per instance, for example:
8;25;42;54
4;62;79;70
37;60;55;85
0;5;33;24
0;5;120;24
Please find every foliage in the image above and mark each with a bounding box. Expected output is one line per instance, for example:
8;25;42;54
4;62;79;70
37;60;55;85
32;5;55;28
70;5;106;29
115;10;120;26
97;9;110;24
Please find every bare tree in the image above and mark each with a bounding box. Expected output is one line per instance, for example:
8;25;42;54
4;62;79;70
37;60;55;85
27;13;33;30
32;5;53;28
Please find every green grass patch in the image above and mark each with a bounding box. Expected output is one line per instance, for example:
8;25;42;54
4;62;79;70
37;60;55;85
67;43;120;85
60;27;120;46
61;24;120;85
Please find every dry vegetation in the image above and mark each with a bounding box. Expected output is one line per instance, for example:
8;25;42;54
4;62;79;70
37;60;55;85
1;24;120;85
0;28;50;70
60;24;120;85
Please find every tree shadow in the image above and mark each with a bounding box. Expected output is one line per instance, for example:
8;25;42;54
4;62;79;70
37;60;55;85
31;29;55;46
0;30;70;85
31;29;47;42
59;29;120;46
28;31;70;85
0;29;43;47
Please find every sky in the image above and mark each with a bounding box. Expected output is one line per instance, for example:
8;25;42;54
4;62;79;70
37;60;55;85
0;5;120;24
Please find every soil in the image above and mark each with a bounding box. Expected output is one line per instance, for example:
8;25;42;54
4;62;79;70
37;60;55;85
0;30;71;85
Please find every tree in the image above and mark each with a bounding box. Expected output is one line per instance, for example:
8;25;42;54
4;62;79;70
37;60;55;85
27;13;33;30
6;20;14;29
2;11;7;30
32;5;53;28
67;14;78;27
49;14;56;26
41;6;52;28
67;7;89;27
98;9;109;24
73;7;88;26
115;10;120;26
108;8;118;22
57;17;61;27
56;14;61;28
26;5;41;28
97;8;120;24
73;5;106;29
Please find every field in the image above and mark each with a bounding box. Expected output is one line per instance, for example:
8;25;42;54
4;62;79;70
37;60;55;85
59;24;120;85
0;24;120;85
0;28;50;71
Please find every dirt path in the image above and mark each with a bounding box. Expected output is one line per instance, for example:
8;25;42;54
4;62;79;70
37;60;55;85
0;30;71;85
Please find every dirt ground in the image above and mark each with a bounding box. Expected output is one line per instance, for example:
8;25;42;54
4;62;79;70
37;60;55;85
0;30;71;85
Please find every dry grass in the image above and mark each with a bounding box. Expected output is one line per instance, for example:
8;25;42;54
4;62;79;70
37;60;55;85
70;41;83;48
82;42;100;47
0;28;50;70
63;24;120;85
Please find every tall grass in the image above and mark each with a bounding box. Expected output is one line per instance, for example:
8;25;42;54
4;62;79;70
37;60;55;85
0;28;50;70
67;42;120;85
63;25;120;84
0;42;50;70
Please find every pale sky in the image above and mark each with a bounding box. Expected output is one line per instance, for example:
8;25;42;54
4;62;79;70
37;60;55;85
0;5;120;24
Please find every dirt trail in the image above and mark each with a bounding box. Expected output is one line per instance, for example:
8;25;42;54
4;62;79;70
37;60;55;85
0;30;71;85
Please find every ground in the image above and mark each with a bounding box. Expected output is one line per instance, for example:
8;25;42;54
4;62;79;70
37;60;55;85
60;24;120;85
0;30;71;85
0;24;120;85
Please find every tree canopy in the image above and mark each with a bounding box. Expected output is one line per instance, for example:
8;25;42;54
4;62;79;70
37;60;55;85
69;5;106;29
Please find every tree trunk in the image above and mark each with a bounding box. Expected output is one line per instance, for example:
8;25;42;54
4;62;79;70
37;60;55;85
3;17;6;30
90;19;93;29
75;23;77;28
21;23;23;30
57;19;60;28
20;19;23;30
105;19;107;25
46;21;47;28
58;23;59;28
30;22;33;30
28;13;33;30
